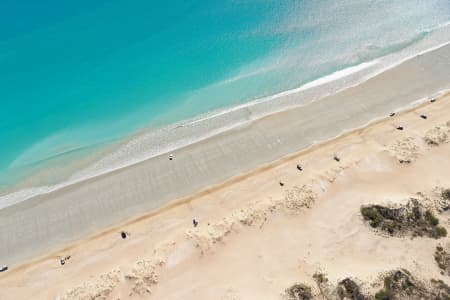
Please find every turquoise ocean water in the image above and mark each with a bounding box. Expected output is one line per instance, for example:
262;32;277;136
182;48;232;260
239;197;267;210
1;1;450;203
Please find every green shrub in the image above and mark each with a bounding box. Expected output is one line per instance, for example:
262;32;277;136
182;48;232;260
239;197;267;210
313;272;328;284
338;278;365;299
442;189;450;200
285;283;312;300
361;202;448;239
425;210;439;226
383;221;397;234
434;245;450;273
361;206;383;228
435;226;447;238
375;289;392;300
336;286;345;298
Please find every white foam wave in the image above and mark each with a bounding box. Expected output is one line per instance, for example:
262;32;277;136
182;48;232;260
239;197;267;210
1;23;450;208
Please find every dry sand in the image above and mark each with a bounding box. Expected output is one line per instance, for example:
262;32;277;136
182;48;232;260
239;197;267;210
1;89;450;298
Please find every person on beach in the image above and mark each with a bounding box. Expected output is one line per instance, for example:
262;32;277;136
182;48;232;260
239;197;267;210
169;154;174;160
279;181;284;186
396;125;404;130
297;164;303;171
420;114;427;119
193;219;198;227
121;231;127;239
0;266;7;272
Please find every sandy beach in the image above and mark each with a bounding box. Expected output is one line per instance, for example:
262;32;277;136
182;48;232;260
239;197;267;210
1;44;450;299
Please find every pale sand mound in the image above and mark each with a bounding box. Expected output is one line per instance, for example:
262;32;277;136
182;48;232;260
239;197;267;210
389;137;420;163
125;258;165;296
186;185;316;254
423;122;450;145
319;164;349;184
62;257;166;299
284;185;316;211
185;205;270;254
416;186;450;213
61;269;122;300
186;218;236;254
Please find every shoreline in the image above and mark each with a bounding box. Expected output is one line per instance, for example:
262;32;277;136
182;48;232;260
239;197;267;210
1;43;450;268
2;28;450;206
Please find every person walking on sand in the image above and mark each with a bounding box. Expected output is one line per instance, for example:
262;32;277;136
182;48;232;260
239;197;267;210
193;219;198;227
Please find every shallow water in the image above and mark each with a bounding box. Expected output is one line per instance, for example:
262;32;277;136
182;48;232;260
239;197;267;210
1;0;449;199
